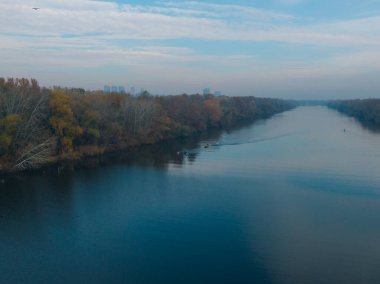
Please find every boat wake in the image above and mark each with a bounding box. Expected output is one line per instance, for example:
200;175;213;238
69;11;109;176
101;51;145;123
211;133;292;147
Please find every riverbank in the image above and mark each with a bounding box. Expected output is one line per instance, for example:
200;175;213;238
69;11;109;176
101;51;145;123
328;99;380;131
0;78;296;173
0;115;291;174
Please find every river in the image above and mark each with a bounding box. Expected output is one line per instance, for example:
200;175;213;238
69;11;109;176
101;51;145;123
1;106;380;283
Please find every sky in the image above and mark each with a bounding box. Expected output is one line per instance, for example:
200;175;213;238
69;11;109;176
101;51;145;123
1;0;380;99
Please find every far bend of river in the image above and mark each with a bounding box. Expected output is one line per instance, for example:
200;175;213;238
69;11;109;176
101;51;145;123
1;106;380;284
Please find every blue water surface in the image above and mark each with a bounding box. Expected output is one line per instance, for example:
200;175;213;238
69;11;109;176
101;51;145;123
1;106;380;284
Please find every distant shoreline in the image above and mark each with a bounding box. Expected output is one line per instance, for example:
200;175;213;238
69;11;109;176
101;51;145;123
328;99;380;131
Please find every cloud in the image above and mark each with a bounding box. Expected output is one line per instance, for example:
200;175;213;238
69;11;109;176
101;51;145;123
0;0;379;45
1;0;380;98
276;0;304;5
161;1;294;21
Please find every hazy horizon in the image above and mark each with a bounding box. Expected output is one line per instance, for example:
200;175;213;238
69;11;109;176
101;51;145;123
1;0;380;99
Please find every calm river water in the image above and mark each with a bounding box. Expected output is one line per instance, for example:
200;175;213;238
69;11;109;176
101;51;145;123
1;106;380;284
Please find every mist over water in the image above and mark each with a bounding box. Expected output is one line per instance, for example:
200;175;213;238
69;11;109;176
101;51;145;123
1;106;380;284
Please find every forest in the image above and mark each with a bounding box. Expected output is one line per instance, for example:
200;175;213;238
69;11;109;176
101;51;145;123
328;99;380;130
0;78;295;172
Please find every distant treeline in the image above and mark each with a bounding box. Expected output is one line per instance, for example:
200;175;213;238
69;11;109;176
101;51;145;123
0;78;295;171
328;99;380;129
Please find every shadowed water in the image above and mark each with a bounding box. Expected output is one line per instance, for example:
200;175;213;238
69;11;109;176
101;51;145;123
1;106;380;284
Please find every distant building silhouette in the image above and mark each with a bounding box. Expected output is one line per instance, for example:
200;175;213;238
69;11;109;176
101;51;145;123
214;91;221;96
118;86;126;93
130;86;135;95
203;88;210;95
104;85;126;94
104;85;111;93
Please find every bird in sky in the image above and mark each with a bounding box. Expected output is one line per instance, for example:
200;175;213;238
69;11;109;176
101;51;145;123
32;7;40;10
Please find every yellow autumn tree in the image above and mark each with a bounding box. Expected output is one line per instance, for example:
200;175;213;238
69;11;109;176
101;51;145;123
0;114;20;156
49;89;83;153
204;98;222;127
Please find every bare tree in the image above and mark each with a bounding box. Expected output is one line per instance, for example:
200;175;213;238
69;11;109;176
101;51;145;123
0;78;54;170
122;96;156;137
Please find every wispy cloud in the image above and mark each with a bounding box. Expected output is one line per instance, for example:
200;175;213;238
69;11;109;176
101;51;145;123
1;0;379;44
276;0;305;6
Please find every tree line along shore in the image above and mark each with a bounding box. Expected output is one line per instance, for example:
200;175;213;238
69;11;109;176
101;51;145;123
328;99;380;130
0;77;295;172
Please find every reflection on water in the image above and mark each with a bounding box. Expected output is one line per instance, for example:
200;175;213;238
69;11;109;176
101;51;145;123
1;107;380;284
